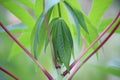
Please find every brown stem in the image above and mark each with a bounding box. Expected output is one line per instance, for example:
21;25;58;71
67;21;120;80
0;22;54;80
43;0;60;69
0;66;19;80
62;11;120;76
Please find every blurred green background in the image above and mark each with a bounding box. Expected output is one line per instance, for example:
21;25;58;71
0;0;120;80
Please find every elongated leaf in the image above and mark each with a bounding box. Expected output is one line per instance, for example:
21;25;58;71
88;0;113;26
44;0;59;13
50;18;73;70
74;10;88;33
15;0;34;9
32;9;53;59
64;1;88;33
35;0;59;18
59;1;75;37
1;1;35;29
64;1;80;45
64;1;99;58
65;0;81;11
32;13;44;58
32;0;60;59
35;0;43;18
0;23;27;33
64;1;89;48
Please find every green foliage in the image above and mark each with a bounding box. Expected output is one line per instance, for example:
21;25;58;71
1;0;35;29
50;18;73;70
0;0;119;80
88;0;113;26
15;0;34;9
35;0;43;18
31;9;52;59
44;0;60;13
65;0;81;10
64;1;88;45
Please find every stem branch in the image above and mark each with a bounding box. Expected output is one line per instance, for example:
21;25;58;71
62;11;120;76
0;66;19;80
68;21;120;80
0;22;54;80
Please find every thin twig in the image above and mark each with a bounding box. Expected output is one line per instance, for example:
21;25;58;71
0;22;54;80
67;21;120;80
43;0;60;69
0;66;19;80
62;11;120;76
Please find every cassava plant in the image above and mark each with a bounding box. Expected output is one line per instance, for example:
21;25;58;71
0;0;120;80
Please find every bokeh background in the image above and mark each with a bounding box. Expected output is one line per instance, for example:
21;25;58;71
0;0;120;80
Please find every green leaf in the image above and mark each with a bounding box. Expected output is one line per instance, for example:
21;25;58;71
79;16;99;59
59;1;74;38
64;1;80;45
44;0;60;13
35;0;43;18
1;0;35;29
32;20;47;59
65;0;81;11
50;18;73;70
88;0;113;26
15;0;34;9
74;10;88;33
32;13;44;59
34;0;60;18
32;0;60;59
64;1;88;44
32;8;53;59
0;23;27;33
64;1;98;58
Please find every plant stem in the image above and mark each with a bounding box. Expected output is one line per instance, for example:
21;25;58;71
43;0;60;69
76;11;120;62
67;21;120;80
0;22;54;80
58;2;61;17
0;66;19;80
62;11;120;76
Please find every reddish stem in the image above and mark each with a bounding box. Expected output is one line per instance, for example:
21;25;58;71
0;66;19;80
43;0;61;69
62;11;120;76
67;21;120;80
0;22;54;80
